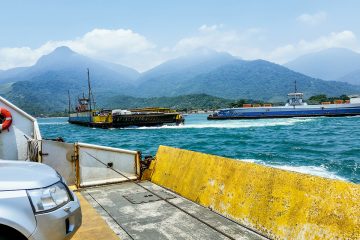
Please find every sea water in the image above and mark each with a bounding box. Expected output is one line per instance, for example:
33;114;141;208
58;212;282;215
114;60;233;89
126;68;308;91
38;114;360;183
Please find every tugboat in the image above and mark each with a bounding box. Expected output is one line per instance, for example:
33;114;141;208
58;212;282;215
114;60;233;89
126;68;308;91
208;82;360;120
68;69;184;128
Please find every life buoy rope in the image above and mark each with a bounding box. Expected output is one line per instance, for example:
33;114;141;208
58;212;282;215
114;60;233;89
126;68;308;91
0;108;12;131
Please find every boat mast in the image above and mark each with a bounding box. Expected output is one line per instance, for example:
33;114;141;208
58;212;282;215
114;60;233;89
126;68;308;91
91;89;96;110
87;68;92;113
294;80;297;93
68;90;71;114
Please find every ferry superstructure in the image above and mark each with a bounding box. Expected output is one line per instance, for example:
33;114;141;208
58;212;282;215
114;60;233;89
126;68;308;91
208;92;360;120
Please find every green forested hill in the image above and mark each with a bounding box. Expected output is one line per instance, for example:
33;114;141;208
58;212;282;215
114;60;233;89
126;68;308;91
102;94;232;111
136;59;360;102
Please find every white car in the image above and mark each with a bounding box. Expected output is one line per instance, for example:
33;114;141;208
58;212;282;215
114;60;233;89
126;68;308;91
0;160;82;240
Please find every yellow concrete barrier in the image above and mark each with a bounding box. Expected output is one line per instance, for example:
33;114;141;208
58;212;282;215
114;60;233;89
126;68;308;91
150;146;360;239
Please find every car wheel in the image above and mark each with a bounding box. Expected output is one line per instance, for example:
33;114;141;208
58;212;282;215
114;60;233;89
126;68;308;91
0;225;27;240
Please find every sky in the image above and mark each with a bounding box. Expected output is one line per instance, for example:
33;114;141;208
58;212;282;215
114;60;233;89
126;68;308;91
0;0;360;72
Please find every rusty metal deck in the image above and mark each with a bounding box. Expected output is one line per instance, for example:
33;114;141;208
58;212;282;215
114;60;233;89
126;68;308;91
80;181;267;240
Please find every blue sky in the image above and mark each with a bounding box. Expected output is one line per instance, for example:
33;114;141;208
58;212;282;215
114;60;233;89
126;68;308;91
0;0;359;71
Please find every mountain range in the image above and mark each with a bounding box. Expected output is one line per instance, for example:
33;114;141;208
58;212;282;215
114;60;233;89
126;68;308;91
1;46;360;115
285;48;360;84
134;58;358;102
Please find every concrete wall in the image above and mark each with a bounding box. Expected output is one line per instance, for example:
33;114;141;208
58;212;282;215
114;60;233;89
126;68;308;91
150;145;360;239
0;96;40;160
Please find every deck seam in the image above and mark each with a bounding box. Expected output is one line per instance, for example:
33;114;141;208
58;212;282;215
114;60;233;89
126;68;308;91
85;191;135;240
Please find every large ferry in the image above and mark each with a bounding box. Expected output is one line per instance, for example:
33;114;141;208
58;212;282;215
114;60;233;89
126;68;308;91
208;91;360;120
68;69;184;128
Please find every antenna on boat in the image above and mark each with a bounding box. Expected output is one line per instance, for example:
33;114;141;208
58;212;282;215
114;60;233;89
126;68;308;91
294;80;297;93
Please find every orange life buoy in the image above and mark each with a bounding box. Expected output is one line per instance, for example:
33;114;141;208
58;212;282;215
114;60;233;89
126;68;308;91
0;108;12;131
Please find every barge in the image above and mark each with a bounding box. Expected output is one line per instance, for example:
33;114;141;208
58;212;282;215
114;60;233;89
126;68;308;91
208;91;360;120
69;105;184;128
68;70;184;128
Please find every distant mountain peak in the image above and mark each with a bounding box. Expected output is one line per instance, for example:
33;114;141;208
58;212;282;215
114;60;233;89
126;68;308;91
34;46;82;68
187;47;220;55
137;49;238;86
52;46;76;55
285;47;360;81
180;48;234;60
37;46;77;62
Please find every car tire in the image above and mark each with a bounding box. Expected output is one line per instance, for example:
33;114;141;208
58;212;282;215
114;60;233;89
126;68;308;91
0;225;27;240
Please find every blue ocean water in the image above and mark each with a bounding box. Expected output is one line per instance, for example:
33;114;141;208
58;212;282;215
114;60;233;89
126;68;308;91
38;114;360;183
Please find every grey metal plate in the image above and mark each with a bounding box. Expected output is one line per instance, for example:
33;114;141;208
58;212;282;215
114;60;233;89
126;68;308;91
83;181;267;240
123;190;176;204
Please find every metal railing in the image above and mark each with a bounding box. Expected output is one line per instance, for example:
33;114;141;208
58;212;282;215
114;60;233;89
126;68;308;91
40;140;141;188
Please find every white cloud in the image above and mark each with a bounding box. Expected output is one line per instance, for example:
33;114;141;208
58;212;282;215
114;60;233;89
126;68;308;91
297;11;327;25
268;30;359;63
0;47;45;70
0;26;267;72
198;24;223;33
0;26;359;72
173;25;265;60
0;28;156;71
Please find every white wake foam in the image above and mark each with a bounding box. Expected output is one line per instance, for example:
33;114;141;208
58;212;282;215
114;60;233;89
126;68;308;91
126;118;315;130
240;159;346;181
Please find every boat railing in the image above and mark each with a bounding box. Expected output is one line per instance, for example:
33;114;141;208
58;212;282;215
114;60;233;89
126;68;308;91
0;96;42;161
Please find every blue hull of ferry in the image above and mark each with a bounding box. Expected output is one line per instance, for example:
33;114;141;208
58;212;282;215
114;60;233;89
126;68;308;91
208;106;360;120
